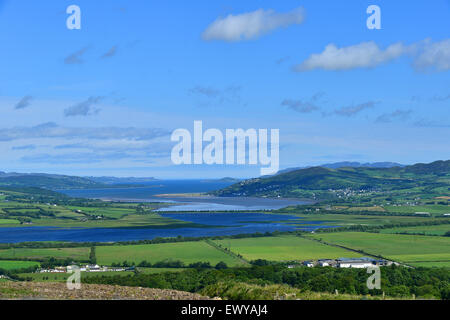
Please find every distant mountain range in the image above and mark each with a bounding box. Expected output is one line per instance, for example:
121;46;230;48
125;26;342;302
212;160;450;199
0;172;158;189
0;160;446;194
0;171;242;190
0;172;104;190
277;162;404;175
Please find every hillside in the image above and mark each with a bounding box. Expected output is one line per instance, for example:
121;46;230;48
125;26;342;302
277;161;404;174
0;172;106;190
212;160;450;199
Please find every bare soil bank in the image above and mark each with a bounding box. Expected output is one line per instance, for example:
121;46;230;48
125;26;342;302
0;282;212;300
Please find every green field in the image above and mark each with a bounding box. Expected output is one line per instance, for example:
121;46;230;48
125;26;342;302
27;213;209;229
0;190;188;229
96;241;243;266
0;247;90;261
381;224;450;236
65;206;136;219
408;261;450;268
276;212;446;227
384;205;450;215
0;260;40;270
0;219;20;225
213;235;363;261
309;232;450;267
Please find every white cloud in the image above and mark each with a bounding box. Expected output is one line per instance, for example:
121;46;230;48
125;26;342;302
295;39;450;72
202;7;305;42
295;41;409;71
413;39;450;72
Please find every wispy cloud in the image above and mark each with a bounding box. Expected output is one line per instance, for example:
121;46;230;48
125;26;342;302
376;109;412;123
109;91;127;104
14;95;33;110
189;86;221;98
414;118;450;128
54;140;171;154
413;39;450;72
12;144;36;151
282;92;324;113
21;153;118;164
430;93;450;102
202;7;305;42
64;96;104;117
0;122;170;141
189;85;243;106
64;46;89;64
101;45;118;59
275;56;290;65
333;101;378;117
21;149;169;164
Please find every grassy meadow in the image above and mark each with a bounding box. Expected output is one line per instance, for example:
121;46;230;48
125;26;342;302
0;260;40;270
380;224;450;236
0;247;90;261
96;241;244;267
213;235;363;261
0;219;20;225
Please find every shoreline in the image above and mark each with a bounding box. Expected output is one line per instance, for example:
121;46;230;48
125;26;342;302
154;193;207;198
94;195;315;213
99;194;314;204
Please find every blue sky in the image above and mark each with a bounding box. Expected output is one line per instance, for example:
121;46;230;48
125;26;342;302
0;0;449;178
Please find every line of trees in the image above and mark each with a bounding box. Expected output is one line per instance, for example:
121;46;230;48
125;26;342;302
110;259;228;270
83;264;450;300
314;219;450;234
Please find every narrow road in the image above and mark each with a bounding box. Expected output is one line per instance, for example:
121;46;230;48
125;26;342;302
204;240;249;265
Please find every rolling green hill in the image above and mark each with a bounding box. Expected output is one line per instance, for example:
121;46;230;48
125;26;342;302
212;160;450;199
0;173;105;190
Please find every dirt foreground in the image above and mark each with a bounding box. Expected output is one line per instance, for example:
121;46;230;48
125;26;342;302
0;281;212;300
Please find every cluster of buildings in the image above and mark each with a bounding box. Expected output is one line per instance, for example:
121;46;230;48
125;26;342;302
328;188;378;199
297;257;393;269
38;264;132;273
414;212;431;217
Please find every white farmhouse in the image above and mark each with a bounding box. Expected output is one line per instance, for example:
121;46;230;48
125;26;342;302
337;258;375;269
